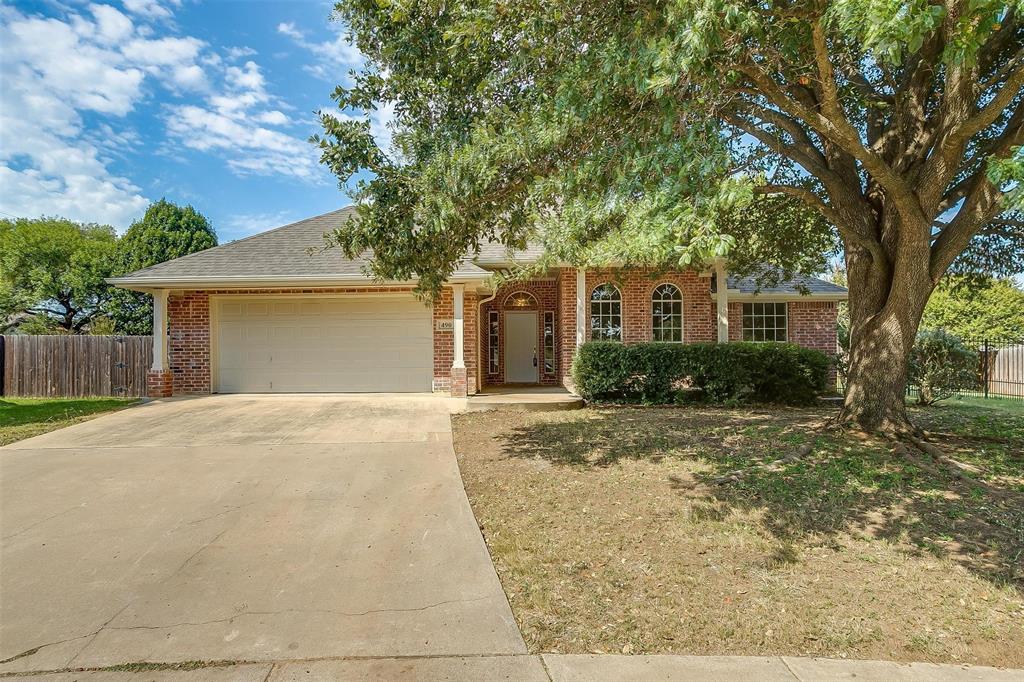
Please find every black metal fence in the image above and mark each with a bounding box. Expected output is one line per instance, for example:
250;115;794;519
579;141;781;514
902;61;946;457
908;336;1024;402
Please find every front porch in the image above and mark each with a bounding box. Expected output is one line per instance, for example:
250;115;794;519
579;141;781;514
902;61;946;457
464;386;584;412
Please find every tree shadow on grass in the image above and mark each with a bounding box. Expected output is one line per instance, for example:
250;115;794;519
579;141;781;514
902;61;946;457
497;405;1024;589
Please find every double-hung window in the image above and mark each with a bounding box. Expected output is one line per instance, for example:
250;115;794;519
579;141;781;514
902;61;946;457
742;302;787;342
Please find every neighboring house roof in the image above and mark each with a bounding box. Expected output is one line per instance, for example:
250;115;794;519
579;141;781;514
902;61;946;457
108;207;490;288
109;207;847;300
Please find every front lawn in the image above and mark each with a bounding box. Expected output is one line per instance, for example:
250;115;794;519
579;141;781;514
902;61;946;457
452;398;1024;666
0;397;139;446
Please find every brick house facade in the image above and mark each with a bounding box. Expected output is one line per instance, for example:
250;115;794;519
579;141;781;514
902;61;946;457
109;208;845;399
143;267;839;398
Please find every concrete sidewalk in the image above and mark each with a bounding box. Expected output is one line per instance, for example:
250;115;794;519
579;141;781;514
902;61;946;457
5;654;1021;680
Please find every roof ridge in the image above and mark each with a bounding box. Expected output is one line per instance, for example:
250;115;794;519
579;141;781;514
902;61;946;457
117;206;356;279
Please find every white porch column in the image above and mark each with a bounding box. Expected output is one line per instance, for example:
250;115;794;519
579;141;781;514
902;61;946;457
715;258;729;343
452;283;465;369
575;267;586;346
152;289;169;371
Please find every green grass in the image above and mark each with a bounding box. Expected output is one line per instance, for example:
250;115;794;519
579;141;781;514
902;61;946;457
0;397;138;446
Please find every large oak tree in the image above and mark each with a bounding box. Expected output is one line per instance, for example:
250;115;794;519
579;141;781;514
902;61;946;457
0;217;117;333
316;0;1024;433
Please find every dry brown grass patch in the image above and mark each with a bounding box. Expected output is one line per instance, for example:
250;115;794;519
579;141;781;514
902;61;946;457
452;401;1023;666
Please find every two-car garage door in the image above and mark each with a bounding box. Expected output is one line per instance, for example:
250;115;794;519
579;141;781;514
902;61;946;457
215;296;433;393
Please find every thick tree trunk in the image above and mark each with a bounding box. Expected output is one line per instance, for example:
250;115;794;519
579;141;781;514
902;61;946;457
836;211;934;434
838;311;917;433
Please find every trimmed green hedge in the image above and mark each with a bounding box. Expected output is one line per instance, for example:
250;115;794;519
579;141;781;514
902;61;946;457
571;341;830;405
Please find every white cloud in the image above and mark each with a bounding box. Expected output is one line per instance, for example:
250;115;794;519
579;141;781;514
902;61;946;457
166;102;320;181
256;110;289;126
122;36;203;66
165;60;322;182
1;3;328;227
277;20;363;81
91;4;134;44
0;3;211;227
225;60;265;91
225;46;256;60
121;0;177;21
276;22;303;40
171;63;207;90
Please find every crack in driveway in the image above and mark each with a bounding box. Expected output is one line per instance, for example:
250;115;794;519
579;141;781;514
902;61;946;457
2;597;495;669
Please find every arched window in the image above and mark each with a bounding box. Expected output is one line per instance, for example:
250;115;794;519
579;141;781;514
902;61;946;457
503;291;537;309
590;283;622;341
651;283;683;343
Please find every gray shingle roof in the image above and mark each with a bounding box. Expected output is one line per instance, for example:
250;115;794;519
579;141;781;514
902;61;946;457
110;207;847;299
109;207;490;286
712;268;847;296
472;239;546;265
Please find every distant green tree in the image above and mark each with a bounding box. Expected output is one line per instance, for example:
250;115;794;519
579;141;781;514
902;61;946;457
921;278;1024;340
908;329;980;405
0;217;117;333
107;200;217;334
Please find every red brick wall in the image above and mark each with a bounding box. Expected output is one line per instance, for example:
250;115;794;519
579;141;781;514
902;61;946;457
168;292;211;394
788;301;839;355
162;280;839;396
433;287;479;395
728;302;743;342
433;288;453;392
146;370;173;398
583;268;716;343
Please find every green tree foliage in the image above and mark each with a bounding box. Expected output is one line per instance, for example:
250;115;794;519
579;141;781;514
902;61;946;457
908;330;979;405
0;217;117;333
921;278;1024;340
316;0;1024;431
107;200;217;334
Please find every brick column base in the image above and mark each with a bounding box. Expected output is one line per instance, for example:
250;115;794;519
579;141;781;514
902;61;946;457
147;370;173;398
450;366;468;398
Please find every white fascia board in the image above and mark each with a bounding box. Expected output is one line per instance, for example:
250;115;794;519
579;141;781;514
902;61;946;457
106;272;493;292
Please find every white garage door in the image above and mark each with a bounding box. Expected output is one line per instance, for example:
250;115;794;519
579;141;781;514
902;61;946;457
215;296;433;393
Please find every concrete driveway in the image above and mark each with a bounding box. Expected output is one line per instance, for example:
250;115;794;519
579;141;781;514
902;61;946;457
0;395;525;673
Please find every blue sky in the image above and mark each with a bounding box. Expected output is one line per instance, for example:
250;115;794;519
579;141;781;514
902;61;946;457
1;0;380;242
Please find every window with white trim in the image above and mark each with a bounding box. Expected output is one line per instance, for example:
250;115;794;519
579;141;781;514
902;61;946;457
651;283;683;342
742;302;788;342
488;311;499;373
590;283;622;341
543;311;555;374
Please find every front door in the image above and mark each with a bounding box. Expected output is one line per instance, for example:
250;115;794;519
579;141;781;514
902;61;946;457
504;312;538;383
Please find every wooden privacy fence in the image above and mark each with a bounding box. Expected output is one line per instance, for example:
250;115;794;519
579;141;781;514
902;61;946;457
1;335;153;398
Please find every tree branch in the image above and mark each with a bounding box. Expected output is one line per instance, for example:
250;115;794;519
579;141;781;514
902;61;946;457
756;183;889;270
738;62;930;230
930;117;1024;278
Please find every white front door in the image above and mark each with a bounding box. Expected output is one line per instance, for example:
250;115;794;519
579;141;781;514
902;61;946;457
505;312;538;383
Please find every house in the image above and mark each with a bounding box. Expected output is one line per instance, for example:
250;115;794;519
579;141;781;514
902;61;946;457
109;207;848;398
